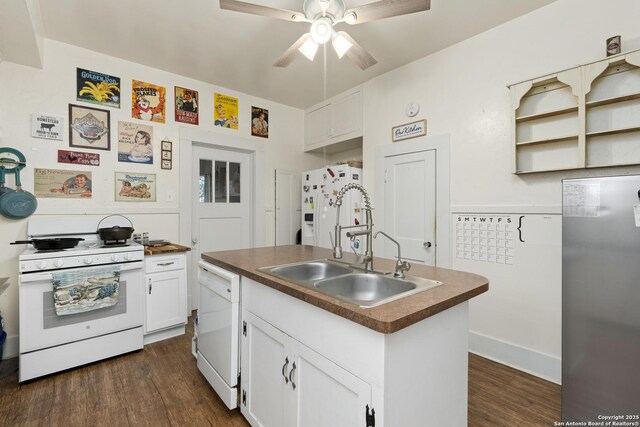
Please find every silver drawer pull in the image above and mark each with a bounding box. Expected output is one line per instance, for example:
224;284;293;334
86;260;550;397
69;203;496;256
157;262;175;266
282;357;289;383
289;362;296;389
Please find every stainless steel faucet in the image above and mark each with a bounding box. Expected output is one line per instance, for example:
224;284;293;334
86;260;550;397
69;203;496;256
333;183;374;271
373;231;411;278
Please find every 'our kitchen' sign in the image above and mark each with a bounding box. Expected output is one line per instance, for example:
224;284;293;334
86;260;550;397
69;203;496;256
391;119;427;142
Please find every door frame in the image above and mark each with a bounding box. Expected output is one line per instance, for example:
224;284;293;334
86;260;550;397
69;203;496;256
275;169;300;246
374;133;451;268
179;127;265;310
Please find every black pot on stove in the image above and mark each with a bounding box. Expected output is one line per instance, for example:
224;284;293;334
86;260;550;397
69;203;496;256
97;214;134;243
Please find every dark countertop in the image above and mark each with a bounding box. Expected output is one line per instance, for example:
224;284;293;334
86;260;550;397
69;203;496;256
202;245;488;334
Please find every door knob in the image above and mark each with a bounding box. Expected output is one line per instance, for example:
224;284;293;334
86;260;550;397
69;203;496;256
424;242;432;248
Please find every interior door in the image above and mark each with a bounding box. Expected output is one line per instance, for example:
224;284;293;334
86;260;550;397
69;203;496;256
275;170;301;246
383;150;436;265
192;145;251;308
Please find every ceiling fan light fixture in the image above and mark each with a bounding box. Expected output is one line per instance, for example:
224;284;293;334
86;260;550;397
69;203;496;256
298;37;319;61
343;11;357;25
310;18;332;44
331;31;352;58
318;0;331;11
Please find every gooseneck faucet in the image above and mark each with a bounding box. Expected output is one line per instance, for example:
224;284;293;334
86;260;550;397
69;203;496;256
373;231;411;278
333;183;374;271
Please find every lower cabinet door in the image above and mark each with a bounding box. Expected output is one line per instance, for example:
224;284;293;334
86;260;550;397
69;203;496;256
145;270;186;333
289;341;372;427
241;311;290;427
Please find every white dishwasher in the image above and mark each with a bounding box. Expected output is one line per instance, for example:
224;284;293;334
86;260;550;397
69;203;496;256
197;259;240;410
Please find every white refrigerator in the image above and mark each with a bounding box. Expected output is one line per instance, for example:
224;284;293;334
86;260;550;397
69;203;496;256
301;165;363;251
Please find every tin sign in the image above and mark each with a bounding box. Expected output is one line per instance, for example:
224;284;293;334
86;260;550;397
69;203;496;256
31;114;64;140
392;119;427;142
58;150;100;167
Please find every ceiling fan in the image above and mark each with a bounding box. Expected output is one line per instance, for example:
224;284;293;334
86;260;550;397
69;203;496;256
219;0;431;70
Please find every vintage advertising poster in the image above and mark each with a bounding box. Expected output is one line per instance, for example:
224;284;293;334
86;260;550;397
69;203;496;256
31;114;64;140
115;172;156;202
118;121;154;164
76;68;121;108
131;80;166;123
34;168;93;198
251;106;269;138
58;150;100;167
175;87;199;125
69;104;111;150
214;93;238;129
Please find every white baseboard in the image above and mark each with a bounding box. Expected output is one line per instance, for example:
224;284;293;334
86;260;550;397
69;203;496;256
469;331;561;385
2;334;18;359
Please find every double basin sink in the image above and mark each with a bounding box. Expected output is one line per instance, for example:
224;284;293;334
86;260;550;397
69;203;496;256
258;259;442;308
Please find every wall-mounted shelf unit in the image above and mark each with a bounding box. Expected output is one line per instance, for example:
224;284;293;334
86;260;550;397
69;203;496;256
509;49;640;174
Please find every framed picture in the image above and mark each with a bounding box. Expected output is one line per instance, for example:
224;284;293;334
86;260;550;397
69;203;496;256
118;121;153;164
161;140;172;151
76;68;121;108
251;106;269;138
161;160;172;170
58;150;100;167
132;80;166;123
161;150;172;160
31;114;64;140
175;87;199;125
69;104;111;150
391;119;427;143
34;168;93;199
214;93;238;129
115;172;156;202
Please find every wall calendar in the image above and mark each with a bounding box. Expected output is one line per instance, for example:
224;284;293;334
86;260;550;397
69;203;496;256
455;214;516;264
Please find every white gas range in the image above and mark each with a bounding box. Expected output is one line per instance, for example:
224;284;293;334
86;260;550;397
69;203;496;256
17;216;145;382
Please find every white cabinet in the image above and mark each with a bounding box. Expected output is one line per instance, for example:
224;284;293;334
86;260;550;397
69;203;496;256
509;48;640;174
304;86;363;153
241;310;372;427
144;252;187;344
240;276;469;427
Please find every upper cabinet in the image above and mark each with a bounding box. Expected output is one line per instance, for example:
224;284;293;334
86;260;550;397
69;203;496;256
304;86;363;153
509;49;640;174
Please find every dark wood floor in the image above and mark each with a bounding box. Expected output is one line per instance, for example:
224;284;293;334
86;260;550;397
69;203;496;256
0;317;560;426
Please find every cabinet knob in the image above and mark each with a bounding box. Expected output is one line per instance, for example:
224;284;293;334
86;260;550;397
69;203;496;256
424;241;432;248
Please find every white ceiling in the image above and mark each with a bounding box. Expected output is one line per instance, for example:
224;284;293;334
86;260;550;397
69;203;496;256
37;0;555;109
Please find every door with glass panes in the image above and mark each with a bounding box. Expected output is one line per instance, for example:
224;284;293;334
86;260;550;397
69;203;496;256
192;144;252;308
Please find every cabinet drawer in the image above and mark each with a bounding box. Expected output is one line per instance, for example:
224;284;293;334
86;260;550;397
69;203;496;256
145;253;185;273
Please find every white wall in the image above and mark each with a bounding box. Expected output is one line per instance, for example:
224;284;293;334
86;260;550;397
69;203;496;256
362;0;640;382
0;39;324;358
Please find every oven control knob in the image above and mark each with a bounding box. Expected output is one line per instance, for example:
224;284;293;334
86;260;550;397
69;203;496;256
36;261;47;270
54;260;64;268
124;253;133;261
83;257;94;265
111;254;121;262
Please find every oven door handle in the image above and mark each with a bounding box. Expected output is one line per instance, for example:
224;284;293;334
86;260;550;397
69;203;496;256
19;261;143;283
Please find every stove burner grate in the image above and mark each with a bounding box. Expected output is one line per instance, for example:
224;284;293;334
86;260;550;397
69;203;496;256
101;239;130;247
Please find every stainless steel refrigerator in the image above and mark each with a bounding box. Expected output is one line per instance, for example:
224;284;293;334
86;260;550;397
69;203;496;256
562;175;640;421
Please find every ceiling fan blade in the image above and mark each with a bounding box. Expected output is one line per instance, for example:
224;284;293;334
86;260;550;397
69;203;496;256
273;34;311;68
338;32;377;70
220;0;307;22
344;0;430;25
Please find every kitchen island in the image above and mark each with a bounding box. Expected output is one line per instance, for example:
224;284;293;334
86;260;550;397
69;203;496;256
202;245;488;427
